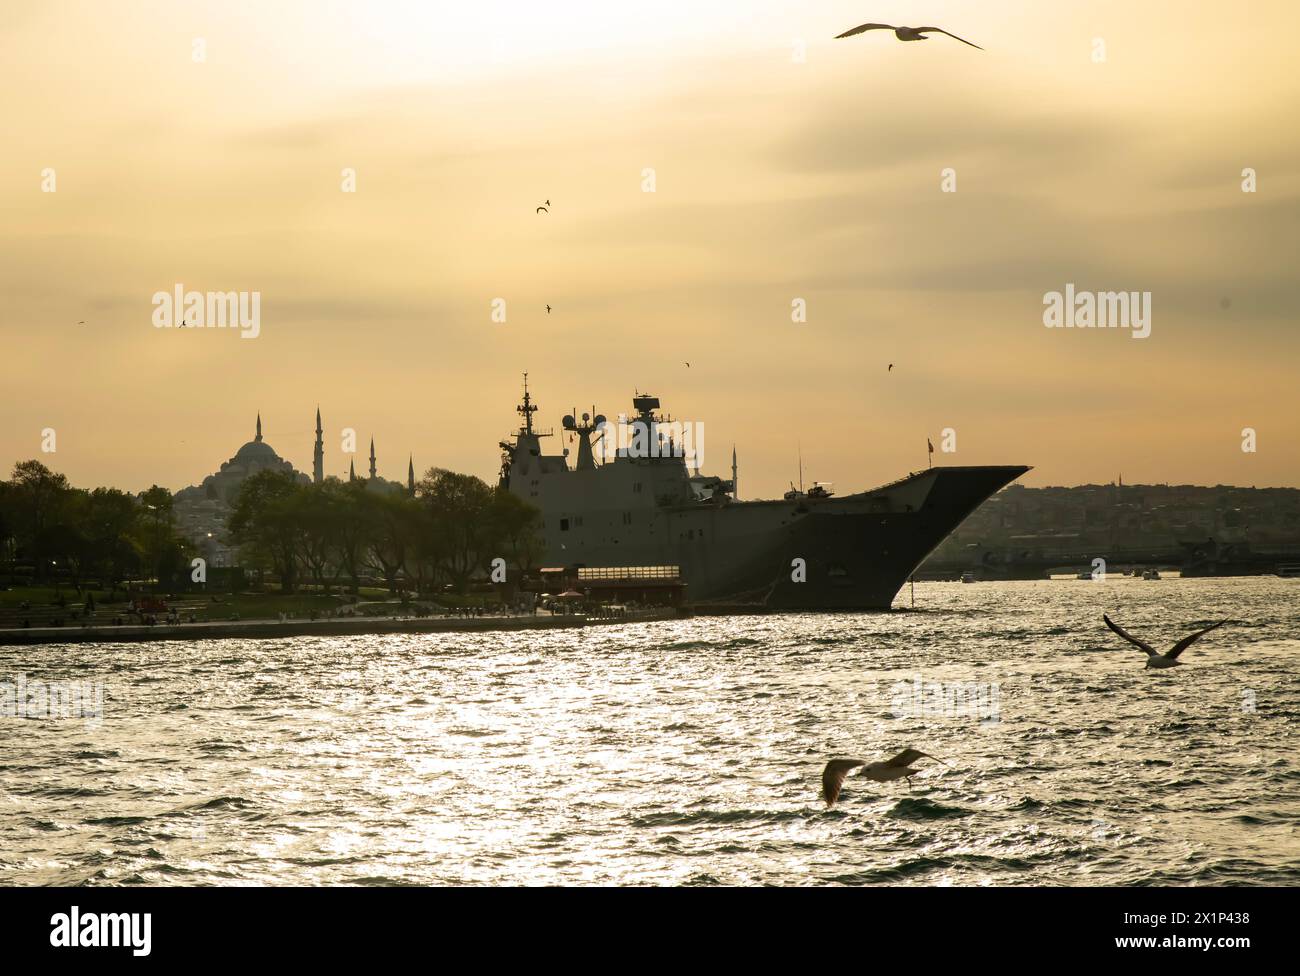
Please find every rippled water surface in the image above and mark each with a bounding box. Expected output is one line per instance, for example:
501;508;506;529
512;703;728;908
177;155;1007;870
3;577;1297;886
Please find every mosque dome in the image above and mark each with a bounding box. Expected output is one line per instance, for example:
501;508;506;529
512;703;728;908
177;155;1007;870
233;439;281;464
218;413;296;478
229;413;283;466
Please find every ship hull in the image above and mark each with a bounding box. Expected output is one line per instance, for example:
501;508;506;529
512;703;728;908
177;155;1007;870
535;465;1030;610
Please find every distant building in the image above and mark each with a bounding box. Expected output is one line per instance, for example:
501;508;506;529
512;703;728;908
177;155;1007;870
199;413;309;505
173;414;309;566
172;412;416;566
924;481;1300;573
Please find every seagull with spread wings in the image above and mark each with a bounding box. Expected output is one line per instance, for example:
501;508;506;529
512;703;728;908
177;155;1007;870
1103;613;1228;669
835;23;983;50
821;748;948;807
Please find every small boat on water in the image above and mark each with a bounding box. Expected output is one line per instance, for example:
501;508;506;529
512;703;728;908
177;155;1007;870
1142;569;1160;580
960;572;977;583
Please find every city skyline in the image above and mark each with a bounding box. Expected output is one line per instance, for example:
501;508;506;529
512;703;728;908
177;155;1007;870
4;0;1298;495
8;402;1296;499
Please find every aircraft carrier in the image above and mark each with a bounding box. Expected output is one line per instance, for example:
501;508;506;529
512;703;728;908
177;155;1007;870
499;379;1029;610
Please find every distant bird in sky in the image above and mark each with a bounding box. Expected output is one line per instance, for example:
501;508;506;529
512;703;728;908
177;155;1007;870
821;748;948;807
835;23;983;50
546;305;551;313
77;320;85;325
684;362;690;368
1103;614;1228;669
537;199;551;213
888;363;893;371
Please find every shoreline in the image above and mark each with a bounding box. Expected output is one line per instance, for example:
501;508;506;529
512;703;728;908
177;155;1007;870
0;609;687;646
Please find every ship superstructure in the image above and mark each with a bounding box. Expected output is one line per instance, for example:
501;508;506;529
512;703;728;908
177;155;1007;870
499;378;1028;609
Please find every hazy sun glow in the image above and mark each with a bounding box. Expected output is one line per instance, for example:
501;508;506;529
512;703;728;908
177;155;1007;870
3;0;1298;494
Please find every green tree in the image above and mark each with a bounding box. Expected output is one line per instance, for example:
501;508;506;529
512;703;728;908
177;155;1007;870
364;491;417;595
8;460;71;580
139;484;176;588
83;487;143;591
417;468;497;592
487;488;544;575
228;470;304;594
293;483;338;594
39;496;92;594
0;481;13;568
321;479;371;595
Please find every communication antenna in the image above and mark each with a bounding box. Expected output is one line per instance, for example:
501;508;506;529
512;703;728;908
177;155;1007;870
517;371;538;434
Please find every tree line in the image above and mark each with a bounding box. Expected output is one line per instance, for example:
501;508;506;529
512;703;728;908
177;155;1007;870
0;460;189;593
227;468;543;595
0;460;544;597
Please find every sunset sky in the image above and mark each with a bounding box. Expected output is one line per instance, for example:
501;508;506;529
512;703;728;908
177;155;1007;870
3;0;1297;497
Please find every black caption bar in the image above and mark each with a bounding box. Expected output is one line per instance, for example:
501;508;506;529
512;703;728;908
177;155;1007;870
0;886;1282;964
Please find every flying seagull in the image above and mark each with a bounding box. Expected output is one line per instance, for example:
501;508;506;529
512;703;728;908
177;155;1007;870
888;363;893;371
821;748;948;807
1103;613;1228;669
546;304;551;313
835;23;983;50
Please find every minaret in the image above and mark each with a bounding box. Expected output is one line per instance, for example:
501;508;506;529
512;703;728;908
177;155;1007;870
732;445;738;500
369;438;377;480
349;458;356;482
313;407;324;484
407;455;416;496
255;412;263;442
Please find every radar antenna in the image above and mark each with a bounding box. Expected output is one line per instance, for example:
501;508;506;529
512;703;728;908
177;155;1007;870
563;404;605;470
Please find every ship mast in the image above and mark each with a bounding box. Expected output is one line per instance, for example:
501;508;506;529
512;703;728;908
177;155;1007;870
517;372;538;435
